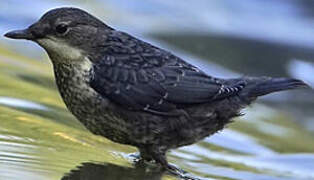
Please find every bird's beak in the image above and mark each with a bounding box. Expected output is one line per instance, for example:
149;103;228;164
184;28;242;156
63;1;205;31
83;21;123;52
4;28;34;40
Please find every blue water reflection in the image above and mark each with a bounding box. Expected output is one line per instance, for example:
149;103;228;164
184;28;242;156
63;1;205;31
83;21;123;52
1;1;314;180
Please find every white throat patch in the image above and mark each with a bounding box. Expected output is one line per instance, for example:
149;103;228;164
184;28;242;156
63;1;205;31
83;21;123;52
37;36;83;61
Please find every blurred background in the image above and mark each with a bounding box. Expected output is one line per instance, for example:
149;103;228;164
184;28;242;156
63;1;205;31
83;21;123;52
0;0;314;180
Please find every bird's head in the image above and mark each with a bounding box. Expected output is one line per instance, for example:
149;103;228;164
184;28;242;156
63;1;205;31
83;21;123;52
4;7;112;63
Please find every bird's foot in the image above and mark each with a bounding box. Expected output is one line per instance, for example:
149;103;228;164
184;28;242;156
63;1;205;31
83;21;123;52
128;152;154;165
165;164;203;180
128;152;200;179
128;152;164;172
128;152;141;162
166;163;186;175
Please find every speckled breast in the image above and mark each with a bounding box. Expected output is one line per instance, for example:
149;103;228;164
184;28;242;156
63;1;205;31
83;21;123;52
52;62;132;144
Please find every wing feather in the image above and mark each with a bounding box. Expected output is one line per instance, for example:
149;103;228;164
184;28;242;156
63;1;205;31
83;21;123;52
89;31;245;115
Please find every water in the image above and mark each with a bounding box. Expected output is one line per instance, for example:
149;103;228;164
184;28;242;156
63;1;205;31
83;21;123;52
0;0;314;180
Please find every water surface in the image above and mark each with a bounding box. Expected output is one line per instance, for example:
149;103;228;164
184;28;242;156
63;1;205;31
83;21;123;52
0;1;313;180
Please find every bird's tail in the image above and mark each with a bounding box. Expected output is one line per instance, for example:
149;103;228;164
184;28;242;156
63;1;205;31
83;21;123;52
240;77;310;99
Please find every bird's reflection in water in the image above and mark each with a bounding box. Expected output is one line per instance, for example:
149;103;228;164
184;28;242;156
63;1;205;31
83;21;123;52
61;162;164;180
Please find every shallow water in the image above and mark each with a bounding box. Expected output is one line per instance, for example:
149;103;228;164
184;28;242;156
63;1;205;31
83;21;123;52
1;1;314;180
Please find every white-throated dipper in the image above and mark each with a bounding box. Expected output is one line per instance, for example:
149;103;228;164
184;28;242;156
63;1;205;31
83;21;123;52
4;7;310;173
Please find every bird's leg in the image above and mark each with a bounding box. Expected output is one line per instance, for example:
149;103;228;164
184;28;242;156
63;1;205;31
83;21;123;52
132;147;154;167
133;147;165;172
149;147;186;176
134;147;191;178
137;146;171;169
130;146;154;162
139;147;154;162
135;146;186;176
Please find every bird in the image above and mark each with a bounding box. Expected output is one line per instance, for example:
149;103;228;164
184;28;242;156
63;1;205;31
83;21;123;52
4;7;310;173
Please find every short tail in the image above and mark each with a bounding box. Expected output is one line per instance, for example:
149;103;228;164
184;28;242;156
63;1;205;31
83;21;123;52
241;77;311;98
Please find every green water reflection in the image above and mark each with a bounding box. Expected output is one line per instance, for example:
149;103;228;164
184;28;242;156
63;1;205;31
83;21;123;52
1;1;314;180
1;36;314;180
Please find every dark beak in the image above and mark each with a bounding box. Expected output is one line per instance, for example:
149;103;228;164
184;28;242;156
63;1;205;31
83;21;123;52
4;28;34;40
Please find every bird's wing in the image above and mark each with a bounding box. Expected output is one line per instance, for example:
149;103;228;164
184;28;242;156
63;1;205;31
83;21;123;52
90;31;245;115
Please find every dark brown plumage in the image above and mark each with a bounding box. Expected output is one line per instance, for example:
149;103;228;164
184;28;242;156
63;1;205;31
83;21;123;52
4;7;310;174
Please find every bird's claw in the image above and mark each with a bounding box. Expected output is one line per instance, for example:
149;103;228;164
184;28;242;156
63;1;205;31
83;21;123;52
166;163;186;174
166;164;203;180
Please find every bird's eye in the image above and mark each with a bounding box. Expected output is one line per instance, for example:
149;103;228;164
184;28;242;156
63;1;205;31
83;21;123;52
55;24;68;34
